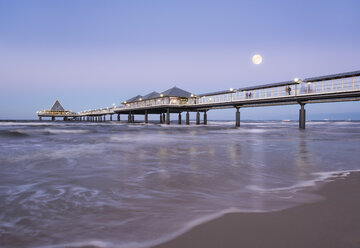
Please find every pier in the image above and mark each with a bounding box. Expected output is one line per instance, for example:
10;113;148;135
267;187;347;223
37;70;360;128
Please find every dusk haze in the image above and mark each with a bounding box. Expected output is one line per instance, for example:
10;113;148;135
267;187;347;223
1;1;360;248
1;0;360;120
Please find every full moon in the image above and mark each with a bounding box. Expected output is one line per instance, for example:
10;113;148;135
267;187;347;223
252;54;262;65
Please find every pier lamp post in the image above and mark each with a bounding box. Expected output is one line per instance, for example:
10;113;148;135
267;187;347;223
230;88;234;101
190;93;195;103
160;94;164;105
294;78;302;96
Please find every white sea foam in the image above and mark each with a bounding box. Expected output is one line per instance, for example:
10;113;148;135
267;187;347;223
209;128;270;134
44;128;89;134
246;169;360;193
0;122;52;126
40;240;115;248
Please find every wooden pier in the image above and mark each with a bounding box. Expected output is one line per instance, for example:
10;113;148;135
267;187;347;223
37;70;360;128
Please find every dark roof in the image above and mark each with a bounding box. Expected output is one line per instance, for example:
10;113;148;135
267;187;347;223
142;91;160;100
50;100;65;111
125;95;143;103
198;81;297;97
161;86;192;97
304;70;360;82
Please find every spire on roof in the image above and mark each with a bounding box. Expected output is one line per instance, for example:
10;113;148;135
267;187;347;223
161;86;192;98
142;91;160;100
50;100;65;111
125;95;143;103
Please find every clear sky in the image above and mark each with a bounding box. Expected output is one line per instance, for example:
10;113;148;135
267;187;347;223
1;0;359;120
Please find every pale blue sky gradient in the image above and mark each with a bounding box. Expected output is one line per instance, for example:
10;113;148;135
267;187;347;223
1;0;359;119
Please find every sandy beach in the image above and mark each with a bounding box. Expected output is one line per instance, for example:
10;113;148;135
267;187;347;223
152;172;360;248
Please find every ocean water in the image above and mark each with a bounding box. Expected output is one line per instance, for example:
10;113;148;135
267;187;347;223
0;120;359;248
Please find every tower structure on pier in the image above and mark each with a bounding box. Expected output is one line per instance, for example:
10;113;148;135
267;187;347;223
37;100;77;121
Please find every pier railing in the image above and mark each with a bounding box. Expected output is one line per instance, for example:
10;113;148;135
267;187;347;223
197;76;360;105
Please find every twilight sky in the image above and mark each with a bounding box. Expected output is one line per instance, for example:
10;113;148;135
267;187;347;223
1;0;360;120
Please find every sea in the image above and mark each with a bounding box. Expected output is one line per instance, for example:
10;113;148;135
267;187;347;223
0;120;359;248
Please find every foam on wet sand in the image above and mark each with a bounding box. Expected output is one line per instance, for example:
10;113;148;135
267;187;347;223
152;172;360;248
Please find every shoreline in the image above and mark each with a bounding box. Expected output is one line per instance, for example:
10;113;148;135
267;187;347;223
152;171;360;248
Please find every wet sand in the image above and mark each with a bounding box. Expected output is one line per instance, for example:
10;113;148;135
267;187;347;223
152;172;360;248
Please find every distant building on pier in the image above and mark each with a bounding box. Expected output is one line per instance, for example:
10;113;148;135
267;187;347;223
37;100;77;121
122;86;196;108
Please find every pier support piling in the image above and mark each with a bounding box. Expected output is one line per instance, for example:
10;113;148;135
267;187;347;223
299;103;306;129
39;116;42;121
103;115;106;122
235;107;240;127
117;114;120;121
196;111;200;125
160;114;163;124
166;109;170;125
162;113;166;123
203;111;207;125
128;113;131;123
145;111;148;124
51;116;55;121
178;113;182;125
110;115;112;121
131;114;135;123
186;111;190;125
